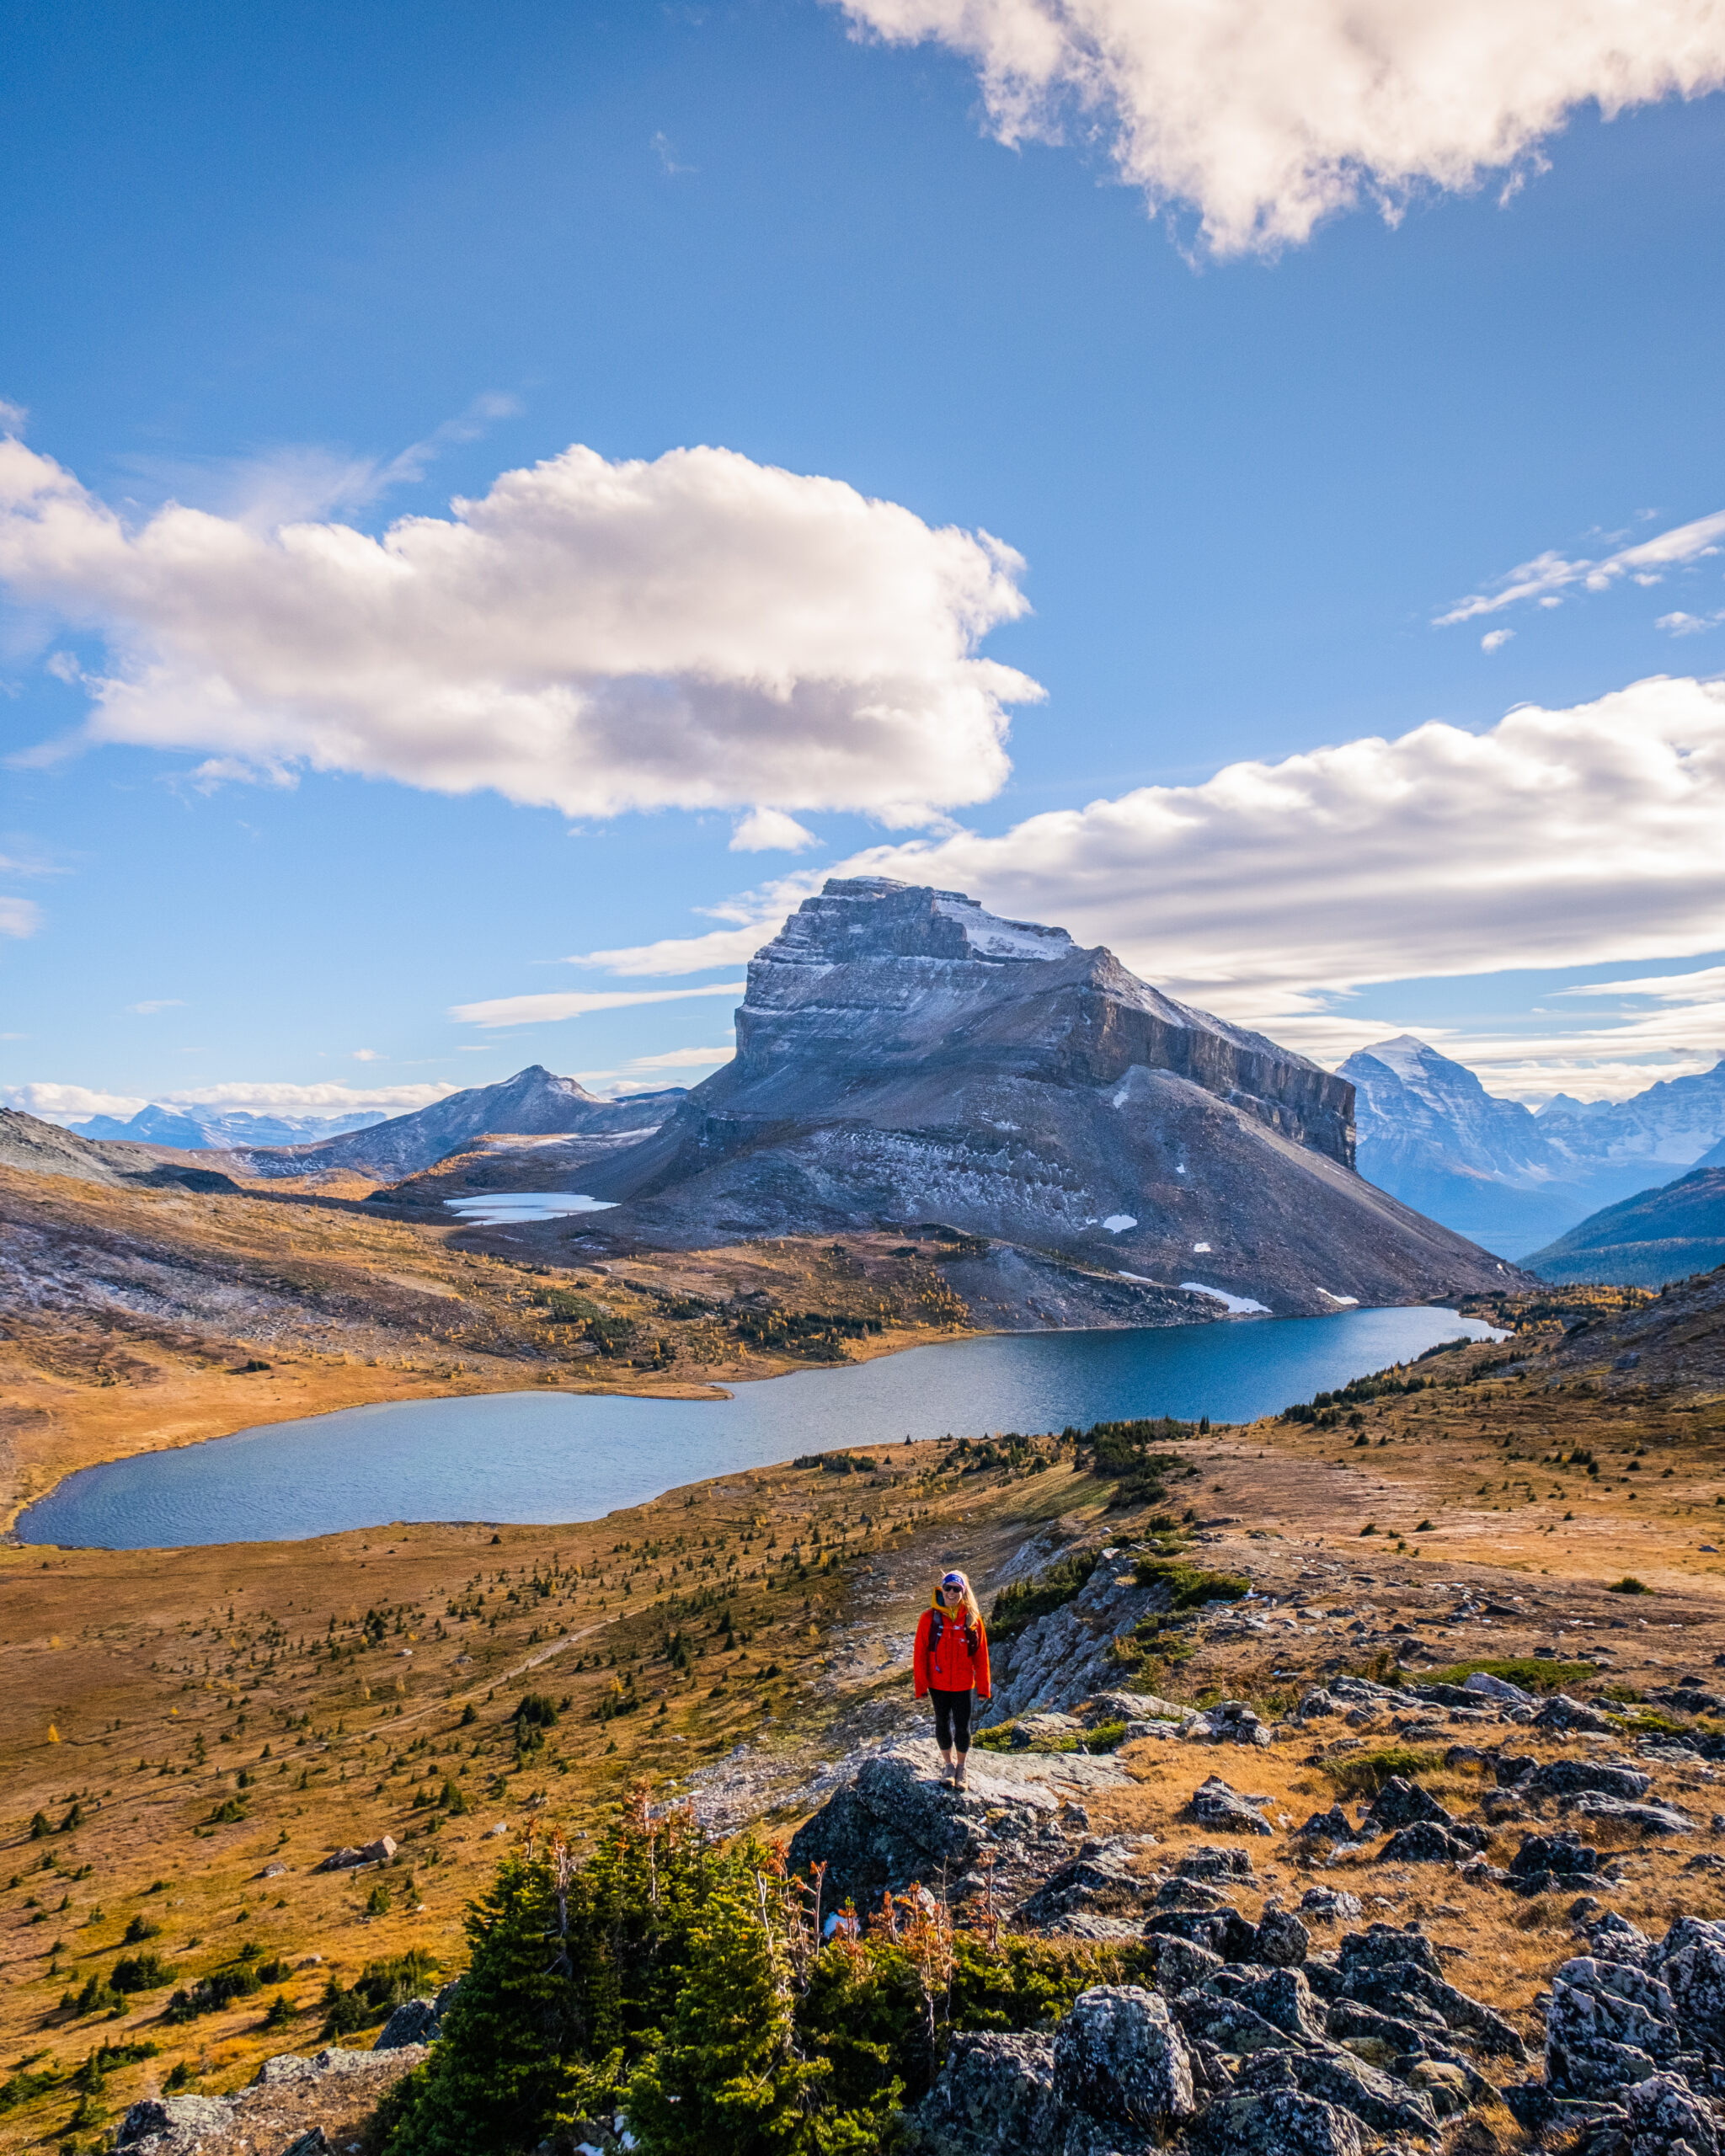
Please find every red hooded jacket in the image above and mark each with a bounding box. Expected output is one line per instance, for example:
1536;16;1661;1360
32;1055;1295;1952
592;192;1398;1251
914;1598;991;1700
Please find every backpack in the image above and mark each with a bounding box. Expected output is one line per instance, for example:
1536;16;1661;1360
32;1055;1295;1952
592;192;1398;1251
927;1608;980;1663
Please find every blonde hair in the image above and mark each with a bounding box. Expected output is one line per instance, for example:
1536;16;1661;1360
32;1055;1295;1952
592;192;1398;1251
936;1570;982;1625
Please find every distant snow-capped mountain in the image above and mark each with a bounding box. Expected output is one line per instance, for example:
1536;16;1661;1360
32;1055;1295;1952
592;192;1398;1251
1339;1034;1725;1258
68;1103;387;1149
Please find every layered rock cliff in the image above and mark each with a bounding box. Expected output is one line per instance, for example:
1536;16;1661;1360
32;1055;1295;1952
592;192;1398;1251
572;879;1519;1315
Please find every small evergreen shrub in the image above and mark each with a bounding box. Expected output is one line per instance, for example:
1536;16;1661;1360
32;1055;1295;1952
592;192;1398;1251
1322;1745;1443;1796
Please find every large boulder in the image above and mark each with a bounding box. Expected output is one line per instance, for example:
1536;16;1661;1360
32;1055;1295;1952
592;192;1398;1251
898;2031;1068;2156
1524;1760;1651;1803
1194;2089;1365;2156
1664;1919;1725;2054
788;1750;1005;1913
1359;1777;1452;1834
1623;2070;1722;2156
1188;1776;1274;1836
1052;1986;1197;2129
1546;1957;1685;2096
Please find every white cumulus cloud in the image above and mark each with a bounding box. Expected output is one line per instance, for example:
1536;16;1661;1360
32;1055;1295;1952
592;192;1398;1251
730;807;819;852
832;0;1725;255
617;674;1725;1099
837;675;1725;1024
0;433;1037;826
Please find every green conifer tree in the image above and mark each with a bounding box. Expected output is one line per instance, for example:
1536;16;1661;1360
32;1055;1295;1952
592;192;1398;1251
626;1865;847;2156
387;1853;578;2156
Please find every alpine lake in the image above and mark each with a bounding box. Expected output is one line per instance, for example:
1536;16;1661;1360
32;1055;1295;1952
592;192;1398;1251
19;1303;1500;1549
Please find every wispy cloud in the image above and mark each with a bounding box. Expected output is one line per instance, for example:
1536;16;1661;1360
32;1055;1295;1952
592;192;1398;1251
1658;609;1725;637
113;392;527;530
628;1043;735;1070
0;896;41;938
1436;507;1725;626
126;998;185;1015
449;980;747;1029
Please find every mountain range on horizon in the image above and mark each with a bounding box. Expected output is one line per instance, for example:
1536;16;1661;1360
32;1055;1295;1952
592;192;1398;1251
1340;1033;1725;1260
67;1102;388;1149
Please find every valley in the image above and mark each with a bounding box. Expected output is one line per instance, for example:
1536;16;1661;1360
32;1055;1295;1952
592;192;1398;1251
2;1280;1724;2148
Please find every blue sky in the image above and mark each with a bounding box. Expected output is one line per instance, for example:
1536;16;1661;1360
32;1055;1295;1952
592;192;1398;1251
3;0;1725;1123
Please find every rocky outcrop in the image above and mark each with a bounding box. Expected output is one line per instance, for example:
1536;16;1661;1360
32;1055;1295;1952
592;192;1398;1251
901;1988;1194;2156
901;1916;1527;2156
785;1740;1130;1918
116;2046;426;2153
1505;1913;1725;2148
313;1833;397;1871
569;879;1522;1315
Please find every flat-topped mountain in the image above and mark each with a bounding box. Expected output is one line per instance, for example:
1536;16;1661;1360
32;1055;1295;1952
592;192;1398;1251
569;878;1518;1313
237;1065;686;1181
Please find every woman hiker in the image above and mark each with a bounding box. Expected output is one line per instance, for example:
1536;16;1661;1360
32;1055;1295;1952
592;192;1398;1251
913;1569;991;1790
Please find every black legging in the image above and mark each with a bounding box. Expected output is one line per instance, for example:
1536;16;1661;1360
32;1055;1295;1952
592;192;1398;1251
932;1686;973;1755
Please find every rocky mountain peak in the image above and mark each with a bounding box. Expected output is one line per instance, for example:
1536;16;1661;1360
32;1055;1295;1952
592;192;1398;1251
569;880;1518;1312
764;878;1076;970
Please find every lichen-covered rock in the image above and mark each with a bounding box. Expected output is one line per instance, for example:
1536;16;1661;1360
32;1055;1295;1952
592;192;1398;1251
1256;1906;1312;1968
1249;2043;1440;2139
1547;1956;1685;2095
1052;1985;1197;2129
1534;1694;1620;1736
1017;1844;1158;1927
899;2031;1066;2156
1509;1831;1603;1895
1298;1886;1363;1924
1189;1775;1274;1835
787;1750;1002;1913
1152;1935;1225;1994
1229;1967;1327;2042
1375;1819;1482;1864
1194;2088;1365;2156
1295;1805;1356;1843
1359;1777;1453;1834
118;2095;232;2146
1178;1844;1258;1882
1525;1760;1653;1803
1664;1920;1725;2054
1623;2068;1722;2156
1574;1796;1700;1836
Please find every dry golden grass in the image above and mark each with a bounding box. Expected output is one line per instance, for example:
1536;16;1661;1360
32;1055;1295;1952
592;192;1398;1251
5;1277;1725;2144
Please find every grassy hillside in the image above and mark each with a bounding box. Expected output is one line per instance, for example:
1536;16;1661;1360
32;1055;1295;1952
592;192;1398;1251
1528;1166;1725;1286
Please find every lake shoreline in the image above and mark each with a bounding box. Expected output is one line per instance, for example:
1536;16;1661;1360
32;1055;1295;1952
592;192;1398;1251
15;1305;1495;1552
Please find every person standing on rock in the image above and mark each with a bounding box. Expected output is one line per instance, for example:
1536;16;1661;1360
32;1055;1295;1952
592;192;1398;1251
914;1570;991;1790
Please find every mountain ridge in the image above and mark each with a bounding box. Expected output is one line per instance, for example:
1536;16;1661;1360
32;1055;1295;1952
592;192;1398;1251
232;1065;688;1181
552;878;1518;1315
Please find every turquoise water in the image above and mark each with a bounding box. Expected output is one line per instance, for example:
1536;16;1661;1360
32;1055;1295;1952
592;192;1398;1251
18;1305;1498;1550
